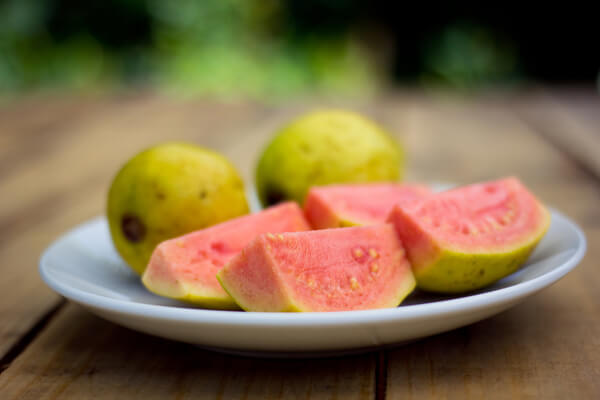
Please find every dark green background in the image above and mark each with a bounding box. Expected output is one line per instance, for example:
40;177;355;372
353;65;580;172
1;0;598;96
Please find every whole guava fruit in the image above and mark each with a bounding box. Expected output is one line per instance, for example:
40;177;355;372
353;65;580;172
107;142;249;275
255;110;404;206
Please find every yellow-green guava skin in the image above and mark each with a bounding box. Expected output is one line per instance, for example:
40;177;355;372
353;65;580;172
388;178;552;293
255;110;404;206
107;142;249;275
414;239;544;293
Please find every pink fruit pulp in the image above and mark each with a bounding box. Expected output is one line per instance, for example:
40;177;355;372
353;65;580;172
142;202;310;308
218;224;416;312
304;183;431;229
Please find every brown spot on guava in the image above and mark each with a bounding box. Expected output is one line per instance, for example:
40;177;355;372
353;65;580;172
121;214;146;243
199;189;208;199
233;179;244;190
299;143;311;154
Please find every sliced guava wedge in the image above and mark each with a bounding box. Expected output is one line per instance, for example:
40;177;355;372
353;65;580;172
387;177;551;293
304;183;431;228
217;224;416;312
142;202;310;309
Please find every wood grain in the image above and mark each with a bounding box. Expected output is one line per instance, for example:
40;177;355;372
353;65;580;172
514;90;600;180
0;304;375;399
0;96;279;357
383;95;600;399
0;91;599;399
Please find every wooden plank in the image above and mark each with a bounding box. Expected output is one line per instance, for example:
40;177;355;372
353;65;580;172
0;179;106;360
0;96;106;171
0;96;275;361
513;90;600;180
0;304;375;399
385;231;600;400
538;88;600;129
381;96;600;399
0;98;119;360
376;94;581;184
0;96;380;394
2;92;598;399
0;96;275;240
0;96;378;398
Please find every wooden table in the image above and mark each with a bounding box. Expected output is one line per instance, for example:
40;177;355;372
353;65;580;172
1;89;599;399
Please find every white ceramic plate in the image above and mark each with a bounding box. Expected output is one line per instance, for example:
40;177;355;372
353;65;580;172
40;207;585;357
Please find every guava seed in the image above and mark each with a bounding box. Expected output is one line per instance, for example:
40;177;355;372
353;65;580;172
121;215;146;243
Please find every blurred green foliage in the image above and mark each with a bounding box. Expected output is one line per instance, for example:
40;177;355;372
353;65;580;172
1;0;530;97
0;0;374;97
420;24;518;89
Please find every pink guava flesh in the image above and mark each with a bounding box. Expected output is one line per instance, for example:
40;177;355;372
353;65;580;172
304;183;431;229
386;177;551;292
217;224;416;312
142;202;311;309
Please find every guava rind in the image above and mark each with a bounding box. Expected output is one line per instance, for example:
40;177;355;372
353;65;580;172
142;202;310;309
412;241;544;293
107;142;249;275
387;178;551;293
217;225;416;312
255;110;404;206
143;246;240;309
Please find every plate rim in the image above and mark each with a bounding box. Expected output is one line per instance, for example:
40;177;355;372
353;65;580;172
39;208;586;327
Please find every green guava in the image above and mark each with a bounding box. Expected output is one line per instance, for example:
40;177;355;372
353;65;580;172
107;142;249;275
255;110;404;206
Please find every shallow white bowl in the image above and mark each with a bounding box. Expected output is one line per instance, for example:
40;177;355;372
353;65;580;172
39;206;585;357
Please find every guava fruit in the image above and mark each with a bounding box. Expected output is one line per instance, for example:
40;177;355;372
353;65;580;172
217;224;416;312
387;177;551;293
255;110;404;206
107;142;249;275
304;183;431;229
142;202;310;309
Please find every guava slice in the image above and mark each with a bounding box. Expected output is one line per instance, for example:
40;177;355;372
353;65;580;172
387;177;551;293
304;183;431;228
142;202;310;309
217;224;416;312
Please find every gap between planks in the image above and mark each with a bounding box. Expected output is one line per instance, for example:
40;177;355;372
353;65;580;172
0;300;66;375
375;350;388;400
